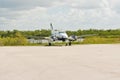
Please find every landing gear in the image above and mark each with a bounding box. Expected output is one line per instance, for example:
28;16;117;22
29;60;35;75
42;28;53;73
48;39;52;46
48;42;52;46
65;40;71;46
48;39;71;46
69;41;71;46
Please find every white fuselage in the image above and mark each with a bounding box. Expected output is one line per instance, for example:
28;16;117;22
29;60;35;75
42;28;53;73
51;30;68;41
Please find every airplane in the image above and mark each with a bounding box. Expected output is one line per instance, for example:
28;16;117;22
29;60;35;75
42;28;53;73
48;23;72;46
48;23;97;46
27;23;97;46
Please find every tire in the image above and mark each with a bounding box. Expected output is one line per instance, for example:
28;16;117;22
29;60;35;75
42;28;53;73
48;43;52;46
69;41;71;46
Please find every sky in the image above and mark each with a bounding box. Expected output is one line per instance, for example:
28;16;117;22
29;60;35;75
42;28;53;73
0;0;120;30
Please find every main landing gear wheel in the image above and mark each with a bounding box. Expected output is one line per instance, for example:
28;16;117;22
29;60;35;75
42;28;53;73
69;41;71;46
48;42;52;46
48;39;52;46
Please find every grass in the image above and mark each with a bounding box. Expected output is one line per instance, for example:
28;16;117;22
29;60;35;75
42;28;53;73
0;37;120;46
79;37;120;44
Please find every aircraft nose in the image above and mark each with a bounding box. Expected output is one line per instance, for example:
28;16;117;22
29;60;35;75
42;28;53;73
62;34;68;38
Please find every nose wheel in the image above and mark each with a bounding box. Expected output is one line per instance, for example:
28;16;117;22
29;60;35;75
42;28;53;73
65;40;71;46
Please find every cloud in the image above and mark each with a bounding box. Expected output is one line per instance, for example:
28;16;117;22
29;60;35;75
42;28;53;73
0;0;53;9
0;0;120;30
0;7;48;30
0;0;113;9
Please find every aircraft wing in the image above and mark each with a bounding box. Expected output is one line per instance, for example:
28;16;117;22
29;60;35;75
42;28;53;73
68;34;97;41
77;34;97;38
27;36;50;40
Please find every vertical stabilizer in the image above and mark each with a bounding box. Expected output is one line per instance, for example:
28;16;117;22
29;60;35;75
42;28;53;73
50;23;53;30
50;23;54;35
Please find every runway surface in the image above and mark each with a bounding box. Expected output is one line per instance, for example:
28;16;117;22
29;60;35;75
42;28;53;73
0;44;120;80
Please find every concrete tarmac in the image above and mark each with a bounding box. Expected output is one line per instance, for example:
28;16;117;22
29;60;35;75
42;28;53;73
0;44;120;80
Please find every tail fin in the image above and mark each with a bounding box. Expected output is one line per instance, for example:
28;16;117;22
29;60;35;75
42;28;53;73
50;23;53;30
50;23;54;35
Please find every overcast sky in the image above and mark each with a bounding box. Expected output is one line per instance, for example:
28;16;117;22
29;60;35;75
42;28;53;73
0;0;120;30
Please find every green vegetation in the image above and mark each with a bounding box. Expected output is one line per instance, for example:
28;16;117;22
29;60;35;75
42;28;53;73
0;29;120;46
80;37;120;44
0;31;28;46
